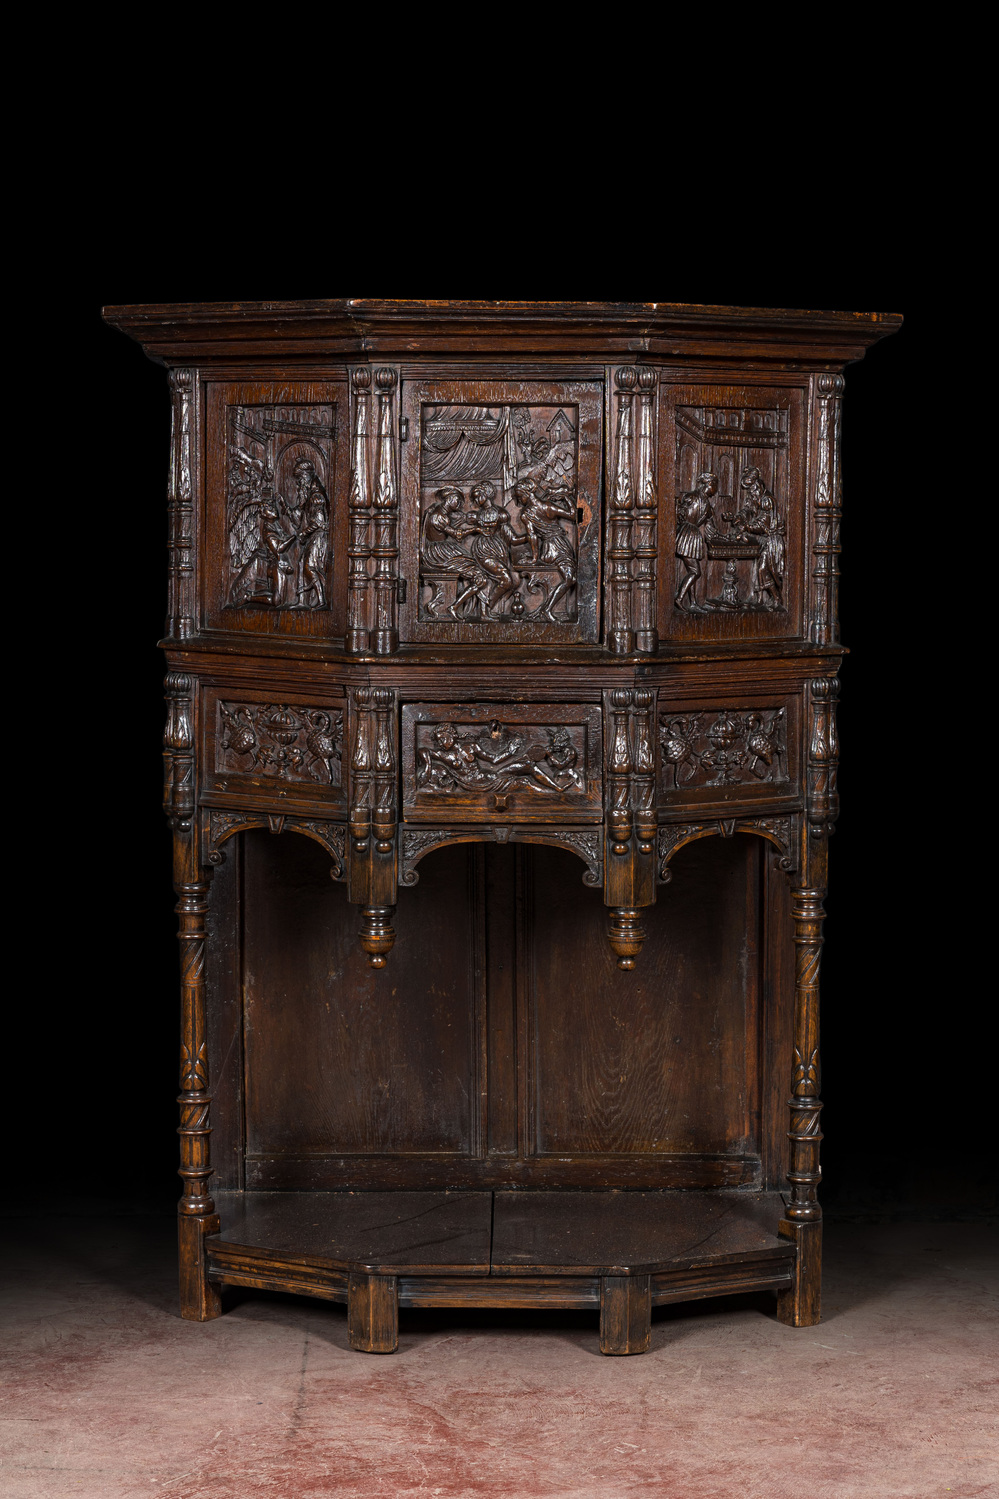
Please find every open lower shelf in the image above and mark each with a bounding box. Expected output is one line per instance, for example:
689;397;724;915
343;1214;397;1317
207;1190;796;1311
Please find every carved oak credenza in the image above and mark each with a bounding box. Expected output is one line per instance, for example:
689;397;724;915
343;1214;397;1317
105;300;900;1355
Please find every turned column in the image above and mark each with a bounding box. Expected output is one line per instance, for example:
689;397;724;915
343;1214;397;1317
608;368;636;654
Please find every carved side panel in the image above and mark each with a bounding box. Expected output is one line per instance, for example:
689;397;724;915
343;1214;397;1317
659;383;806;641
402;703;603;823
204;381;343;637
399;379;603;644
215;702;343;786
810;374;844;645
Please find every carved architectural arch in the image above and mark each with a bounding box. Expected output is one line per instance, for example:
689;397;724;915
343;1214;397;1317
400;825;602;888
203;808;346;879
658;814;799;883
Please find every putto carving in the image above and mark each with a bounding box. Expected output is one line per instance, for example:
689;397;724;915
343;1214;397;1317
674;405;788;614
225;404;335;610
417;403;587;624
416;720;583;798
658;708;786;789
217;702;343;786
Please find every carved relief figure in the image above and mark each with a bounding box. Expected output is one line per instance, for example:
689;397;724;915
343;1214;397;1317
418;405;583;624
218;701;343;785
658;708;787;790
225;405;335;610
674;405;788;615
416;719;583;797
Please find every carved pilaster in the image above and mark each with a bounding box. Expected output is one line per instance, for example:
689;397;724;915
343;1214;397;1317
607;689;633;854
807;678;840;838
348;687;398;965
163;672;195;833
604;687;656;968
810;373;844;645
631;688;657;854
371;369;399;655
347;369;373;653
632;368;658;653
167;369;195;640
608;368;636;653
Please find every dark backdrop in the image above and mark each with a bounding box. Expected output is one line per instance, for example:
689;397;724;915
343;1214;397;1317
21;283;989;1221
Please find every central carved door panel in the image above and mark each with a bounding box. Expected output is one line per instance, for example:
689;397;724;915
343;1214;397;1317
207;832;783;1195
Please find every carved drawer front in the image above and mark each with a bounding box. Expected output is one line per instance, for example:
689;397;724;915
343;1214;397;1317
203;380;345;638
658;693;801;811
402;703;603;823
658;382;806;643
399;379;603;645
202;685;346;809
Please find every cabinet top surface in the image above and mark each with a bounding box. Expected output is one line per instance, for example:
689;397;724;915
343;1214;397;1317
103;300;902;363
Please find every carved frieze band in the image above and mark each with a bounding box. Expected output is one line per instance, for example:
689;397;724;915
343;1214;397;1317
164;672;195;832
807;678;839;837
217;701;343;787
659;707;787;790
350;688;398;853
810;373;844;646
400;826;602;887
204;808;345;878
167;370;195;640
658;814;798;882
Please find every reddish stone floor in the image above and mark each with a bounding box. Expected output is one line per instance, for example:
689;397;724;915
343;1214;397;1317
1;1217;996;1498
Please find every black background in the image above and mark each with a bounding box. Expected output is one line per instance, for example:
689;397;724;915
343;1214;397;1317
21;279;988;1222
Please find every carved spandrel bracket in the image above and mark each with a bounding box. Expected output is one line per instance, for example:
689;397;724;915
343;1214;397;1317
202;808;346;880
657;814;799;883
400;825;602;888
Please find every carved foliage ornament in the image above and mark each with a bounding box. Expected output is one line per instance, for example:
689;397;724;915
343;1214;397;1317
205;809;345;878
660;708;786;790
217;702;343;786
658;815;796;881
674;405;788;615
225;404;335;611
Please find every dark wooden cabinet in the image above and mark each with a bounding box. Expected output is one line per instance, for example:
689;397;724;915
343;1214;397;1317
105;300;899;1354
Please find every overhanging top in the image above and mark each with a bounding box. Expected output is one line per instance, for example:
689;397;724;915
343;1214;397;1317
102;299;902;367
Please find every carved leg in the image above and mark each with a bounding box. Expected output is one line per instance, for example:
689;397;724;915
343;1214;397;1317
348;1273;399;1352
778;887;825;1327
599;1275;651;1355
176;876;221;1321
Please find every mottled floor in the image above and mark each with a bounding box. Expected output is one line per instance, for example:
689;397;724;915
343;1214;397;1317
1;1217;996;1499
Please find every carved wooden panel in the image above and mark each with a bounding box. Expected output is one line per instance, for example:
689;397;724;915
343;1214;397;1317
657;695;800;811
658;382;806;641
201;685;346;806
401;702;603;823
203;381;346;637
399;379;603;644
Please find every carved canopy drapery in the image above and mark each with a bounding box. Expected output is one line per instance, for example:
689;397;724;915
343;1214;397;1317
420;406;514;484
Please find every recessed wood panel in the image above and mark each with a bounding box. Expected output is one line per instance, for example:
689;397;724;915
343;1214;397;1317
242;834;480;1161
527;839;759;1158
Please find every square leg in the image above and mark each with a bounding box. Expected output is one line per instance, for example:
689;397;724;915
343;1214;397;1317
776;1218;822;1327
599;1274;651;1355
348;1272;399;1353
179;1214;222;1322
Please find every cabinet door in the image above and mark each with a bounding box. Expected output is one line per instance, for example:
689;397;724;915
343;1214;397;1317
399;378;603;645
658;381;807;642
203;380;346;637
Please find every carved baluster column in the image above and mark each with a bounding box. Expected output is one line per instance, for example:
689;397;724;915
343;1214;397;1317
631;689;657;860
348;688;397;967
166;370;195;641
810;373;844;646
778;676;839;1327
371;369;399;655
347;369;372;654
608;368;636;654
349;688;373;856
164;672;220;1320
632;368;658;653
